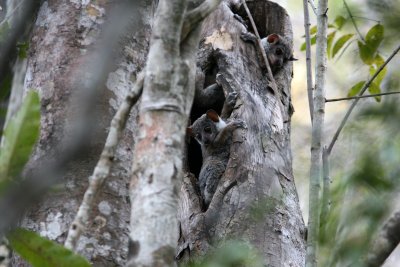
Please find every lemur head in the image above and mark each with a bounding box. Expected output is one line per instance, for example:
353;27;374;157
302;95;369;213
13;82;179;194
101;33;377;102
187;110;226;146
263;34;297;73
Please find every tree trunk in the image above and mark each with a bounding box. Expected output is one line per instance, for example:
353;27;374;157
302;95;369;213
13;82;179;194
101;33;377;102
5;0;305;266
10;1;152;266
178;1;306;265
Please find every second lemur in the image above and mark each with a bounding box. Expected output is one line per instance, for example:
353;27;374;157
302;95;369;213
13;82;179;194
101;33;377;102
241;32;296;74
187;93;246;207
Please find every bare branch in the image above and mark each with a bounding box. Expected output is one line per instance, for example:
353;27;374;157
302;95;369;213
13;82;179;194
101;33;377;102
306;0;329;266
241;0;278;94
127;0;189;265
327;44;400;155
326;91;400;102
308;0;318;16
343;0;365;43
366;210;400;267
320;147;330;225
181;0;222;41
64;72;144;251
303;0;314;122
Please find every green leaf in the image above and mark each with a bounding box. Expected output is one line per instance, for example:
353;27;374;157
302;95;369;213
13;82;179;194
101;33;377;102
327;31;337;58
365;24;384;54
0;91;40;181
300;35;317;51
369;54;387;86
310;25;317;35
334;15;347;29
368;82;381;102
332;34;354;58
16;42;29;59
8;228;91;267
358;41;375;65
348;81;365;97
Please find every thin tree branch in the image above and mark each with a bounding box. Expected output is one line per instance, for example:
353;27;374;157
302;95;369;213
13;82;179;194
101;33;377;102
64;72;144;251
306;0;329;266
320;147;330;226
308;0;318;16
343;0;365;43
181;0;222;41
327;44;400;155
351;16;380;23
326;91;400;102
366;210;400;267
241;0;278;95
303;0;314;123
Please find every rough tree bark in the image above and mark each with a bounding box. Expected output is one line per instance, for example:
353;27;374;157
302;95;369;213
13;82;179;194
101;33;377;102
177;1;305;266
9;1;152;266
5;0;305;266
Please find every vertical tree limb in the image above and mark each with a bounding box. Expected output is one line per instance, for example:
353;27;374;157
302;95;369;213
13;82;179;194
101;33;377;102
306;1;329;266
303;0;314;123
127;0;224;265
64;73;144;251
320;146;330;225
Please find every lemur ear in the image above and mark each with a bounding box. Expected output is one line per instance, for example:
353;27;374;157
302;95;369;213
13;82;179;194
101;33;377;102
187;127;193;136
267;34;280;44
206;110;220;122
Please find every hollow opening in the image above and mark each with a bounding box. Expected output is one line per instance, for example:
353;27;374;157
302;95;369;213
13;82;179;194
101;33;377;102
187;59;225;178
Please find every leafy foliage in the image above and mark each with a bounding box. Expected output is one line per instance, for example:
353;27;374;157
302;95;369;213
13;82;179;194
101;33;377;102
301;14;387;101
0;91;40;182
332;34;354;58
347;81;365;97
319;102;400;267
16;42;29;59
8;228;91;267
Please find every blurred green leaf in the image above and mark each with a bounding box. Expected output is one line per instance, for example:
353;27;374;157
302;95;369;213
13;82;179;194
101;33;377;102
327;31;337;58
310;25;317;35
368;82;381;102
369;54;387;86
334;15;347;29
301;35;316;51
347;81;365;97
332;34;354;58
365;24;384;54
8;228;91;267
16;42;29;59
358;41;375;65
0;91;40;181
358;24;384;65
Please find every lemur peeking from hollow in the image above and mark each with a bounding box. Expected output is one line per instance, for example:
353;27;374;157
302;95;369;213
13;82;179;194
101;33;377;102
187;91;246;208
241;31;297;74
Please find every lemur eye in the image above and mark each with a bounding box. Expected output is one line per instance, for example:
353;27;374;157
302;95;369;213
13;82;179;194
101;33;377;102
276;48;283;56
204;126;211;133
